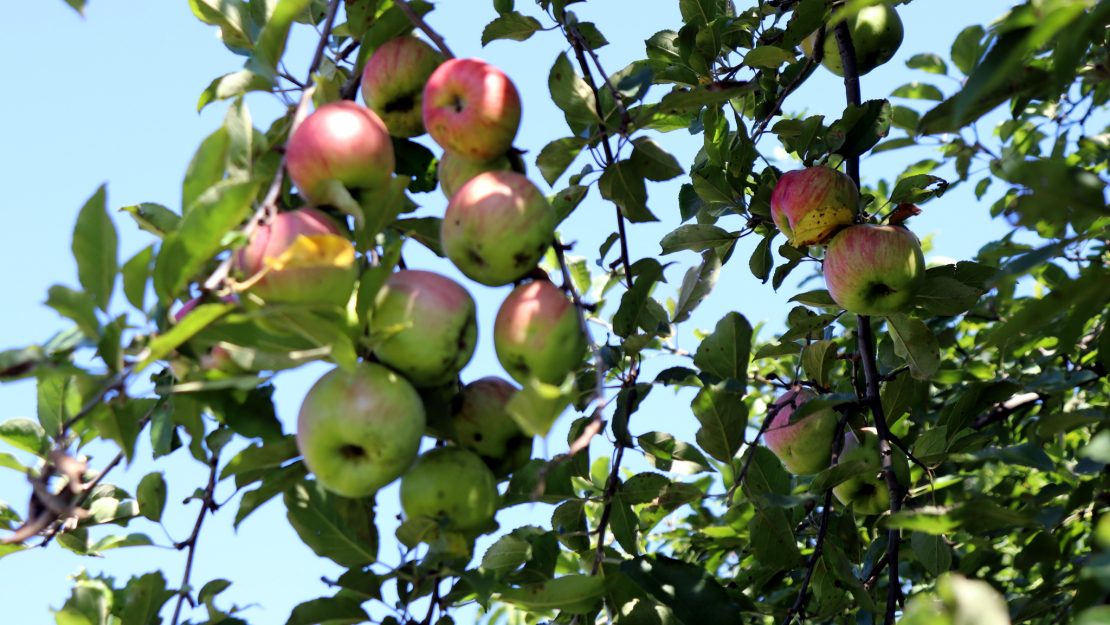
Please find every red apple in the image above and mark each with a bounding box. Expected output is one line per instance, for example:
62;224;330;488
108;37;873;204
763;389;839;475
450;377;532;476
361;36;444;138
771;166;858;247
494;280;586;385
438;150;511;199
423;58;521;160
285;101;395;202
441;171;555;286
372;270;478;387
823;224;925;317
233;208;357;306
297;363;426;498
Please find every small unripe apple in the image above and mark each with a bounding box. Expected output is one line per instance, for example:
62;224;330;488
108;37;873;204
450;377;532;476
441;171;555;286
285;101;395;201
233;208;357;306
802;2;904;76
423;58;522;160
297;363;426;498
823;224;925;317
494;281;586;385
763;389;839;475
372;270;478;387
361;36;444;138
832;427;909;515
438;151;512;199
771;166;858;247
400;446;499;531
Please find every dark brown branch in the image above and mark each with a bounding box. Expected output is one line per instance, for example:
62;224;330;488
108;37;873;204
170;452;221;625
396;0;454;59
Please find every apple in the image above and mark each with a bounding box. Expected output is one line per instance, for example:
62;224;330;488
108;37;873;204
802;2;904;77
400;446;499;531
763;389;839;475
438;150;511;199
285;101;395;202
297;363;426;498
361;36;444;138
823;224;925;317
450;377;532;476
423;58;522;160
832;427;908;515
441;171;556;286
233;208;357;306
771;166;859;247
494;280;586;385
371;269;478;387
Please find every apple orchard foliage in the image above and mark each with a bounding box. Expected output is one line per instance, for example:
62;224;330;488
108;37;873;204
2;0;1109;624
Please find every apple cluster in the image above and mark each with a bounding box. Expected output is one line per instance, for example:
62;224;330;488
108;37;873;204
220;37;587;538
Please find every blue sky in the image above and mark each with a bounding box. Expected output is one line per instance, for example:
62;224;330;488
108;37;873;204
0;1;1028;622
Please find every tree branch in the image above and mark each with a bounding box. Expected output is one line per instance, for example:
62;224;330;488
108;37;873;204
396;0;454;59
170;451;222;625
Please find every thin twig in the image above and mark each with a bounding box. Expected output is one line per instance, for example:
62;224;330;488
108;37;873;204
396;0;454;58
170;452;221;625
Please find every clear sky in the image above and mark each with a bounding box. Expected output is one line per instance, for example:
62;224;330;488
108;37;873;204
0;1;1029;622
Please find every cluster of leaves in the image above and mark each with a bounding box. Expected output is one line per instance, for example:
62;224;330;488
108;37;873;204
10;0;1109;623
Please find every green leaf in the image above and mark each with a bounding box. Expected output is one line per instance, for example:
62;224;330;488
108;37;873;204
657;81;752;115
678;0;728;27
741;446;792;500
801;339;837;387
619;555;745;625
137;303;234;372
790;289;839;308
71;186;117;312
609;495;639;554
613;259;664;338
536;137;587;186
748;232;775;283
891;82;945;101
743;45;796;69
154;180;260;301
918;67;1051;135
887;314;940;380
482;533;532;573
235;462;307;527
189;0;253;53
950;25;985;75
506;376;575;437
890;174;948;204
119;572;175;625
638;431;711;474
911;532;952;576
599;160;658;223
0;418;48;456
46;285;100;339
829;99;892;158
906;53;948;75
136;472;167;523
121;245;154;311
690;386;747;462
182;127;230;215
284;481;377;568
286;596;369;625
548;53;597;128
221;435;299;486
630;137;684;181
63;0;87;14
497;575;605;614
914;275;981;316
621;473;671;505
251;0;312;77
37;370;81;439
120;203;181;239
659;224;736;255
481;11;543;45
672;250;721;324
751;506;803;568
693;311;752;385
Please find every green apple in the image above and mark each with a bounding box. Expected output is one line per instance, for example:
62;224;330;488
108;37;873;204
802;2;904;77
494;280;587;385
296;363;425;498
450;377;532;476
823;224;925;317
763;389;839;475
832;427;908;515
371;269;478;387
438;150;511;199
400;446;499;531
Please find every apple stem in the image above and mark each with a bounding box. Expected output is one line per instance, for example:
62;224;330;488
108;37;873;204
834;20;903;625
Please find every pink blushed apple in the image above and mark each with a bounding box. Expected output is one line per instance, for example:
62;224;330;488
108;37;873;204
823;224;925;317
763;388;839;475
494;280;586;385
285;101;395;201
441;170;555;286
438;150;511;199
372;269;478;387
422;58;522;160
450;377;532;476
771;166;859;247
361;36;444;138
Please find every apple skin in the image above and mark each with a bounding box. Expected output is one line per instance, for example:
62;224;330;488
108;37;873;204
285;101;395;201
802;2;904;77
763;389;839;475
297;363;426;498
422;58;522;160
494;280;586;385
400;446;499;531
361;36;444;138
450;377;532;476
823;224;925;317
233;208;357;306
771;166;859;247
832;427;909;515
438;151;512;199
372;270;478;387
441;171;555;286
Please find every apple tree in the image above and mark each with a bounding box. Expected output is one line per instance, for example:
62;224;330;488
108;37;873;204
2;0;1108;624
